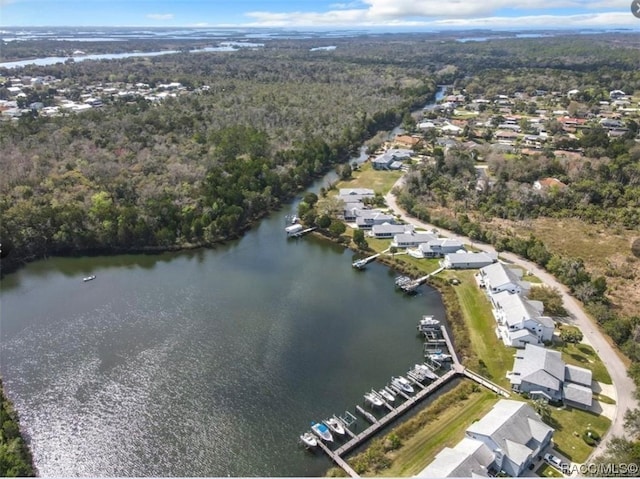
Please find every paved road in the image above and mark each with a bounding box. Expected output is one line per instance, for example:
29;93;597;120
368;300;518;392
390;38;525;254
384;177;635;462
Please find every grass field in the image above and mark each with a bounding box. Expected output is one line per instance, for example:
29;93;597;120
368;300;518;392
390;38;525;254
548;406;611;463
336;162;402;196
446;270;515;386
372;385;499;477
537;463;564;477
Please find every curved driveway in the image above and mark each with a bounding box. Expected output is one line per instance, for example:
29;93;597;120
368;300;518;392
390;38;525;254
384;177;635;461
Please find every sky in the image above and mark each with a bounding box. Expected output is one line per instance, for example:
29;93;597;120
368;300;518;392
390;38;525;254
0;0;638;30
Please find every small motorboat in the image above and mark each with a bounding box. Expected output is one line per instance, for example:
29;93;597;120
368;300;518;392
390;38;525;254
427;352;452;362
415;363;438;380
391;376;414;394
311;421;333;442
83;275;96;282
417;315;440;331
300;431;318;448
364;391;384;407
324;417;346;436
378;388;395;402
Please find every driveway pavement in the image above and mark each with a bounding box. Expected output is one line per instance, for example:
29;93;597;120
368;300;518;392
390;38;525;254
384;177;636;462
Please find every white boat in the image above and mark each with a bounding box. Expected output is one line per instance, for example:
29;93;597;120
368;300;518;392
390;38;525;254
300;431;318;448
324;417;346;435
417;315;440;331
364;392;384;407
427;352;453;362
391;376;414;394
290;215;298;224
415;363;438;380
285;224;304;236
311;421;333;442
378;388;395;402
83;275;96;282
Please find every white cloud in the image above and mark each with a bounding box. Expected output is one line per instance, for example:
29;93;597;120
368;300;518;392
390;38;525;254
245;0;634;27
146;13;175;21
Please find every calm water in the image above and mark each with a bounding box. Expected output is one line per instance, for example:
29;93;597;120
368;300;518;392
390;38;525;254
0;171;446;476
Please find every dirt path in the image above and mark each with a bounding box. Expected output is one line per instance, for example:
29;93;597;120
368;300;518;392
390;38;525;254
384;177;635;462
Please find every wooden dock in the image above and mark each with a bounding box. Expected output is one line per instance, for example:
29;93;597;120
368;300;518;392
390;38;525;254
315;438;360;478
289;227;317;238
399;266;445;293
334;369;457;457
352;253;381;269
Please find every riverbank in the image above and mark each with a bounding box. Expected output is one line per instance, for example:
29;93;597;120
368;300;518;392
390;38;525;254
0;378;35;477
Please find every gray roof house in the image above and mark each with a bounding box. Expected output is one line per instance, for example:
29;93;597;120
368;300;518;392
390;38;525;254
491;291;555;348
418;400;554;477
465;400;554;477
371;149;413;170
355;210;395;229
443;251;497;269
478;263;530;296
416;238;465;258
417;437;495;477
392;232;438;248
370;223;413;238
509;344;592;409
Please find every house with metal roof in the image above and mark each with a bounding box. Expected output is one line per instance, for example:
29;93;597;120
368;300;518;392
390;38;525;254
392;232;438;248
369;223;413;238
417;437;495;477
509;344;592;409
355;210;396;230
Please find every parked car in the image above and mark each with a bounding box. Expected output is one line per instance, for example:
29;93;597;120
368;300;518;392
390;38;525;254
544;452;566;470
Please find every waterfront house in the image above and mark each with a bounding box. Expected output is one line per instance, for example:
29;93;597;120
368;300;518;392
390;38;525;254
370;223;413;239
477;263;529;296
392;232;438;248
533;178;567;191
371;149;413;170
490;291;555;348
508;344;593;409
442;251;497;269
355;210;396;230
418;400;554;477
339;188;374;197
410;238;465;259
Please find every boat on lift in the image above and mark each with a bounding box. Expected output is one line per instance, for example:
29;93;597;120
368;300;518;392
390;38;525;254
391;376;414;394
417;315;440;332
427;352;453;362
364;391;384;407
414;363;438;380
311;421;333;442
324;417;346;436
378;388;396;402
300;431;318;448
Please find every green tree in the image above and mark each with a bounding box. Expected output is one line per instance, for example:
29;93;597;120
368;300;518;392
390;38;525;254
328;220;346;238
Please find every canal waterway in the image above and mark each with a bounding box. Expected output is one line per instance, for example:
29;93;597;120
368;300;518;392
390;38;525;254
0;95;446;477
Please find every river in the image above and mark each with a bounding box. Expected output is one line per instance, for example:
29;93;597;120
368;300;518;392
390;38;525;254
0;138;448;476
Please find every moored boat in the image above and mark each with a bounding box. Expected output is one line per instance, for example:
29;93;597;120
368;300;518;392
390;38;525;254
414;363;438;380
83;275;96;282
391;375;414;394
311;421;333;442
324;417;346;435
426;352;453;362
300;431;318;448
378;388;395;402
364;391;384;407
417;315;440;331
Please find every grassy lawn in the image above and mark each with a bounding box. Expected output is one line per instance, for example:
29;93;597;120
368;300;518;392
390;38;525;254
548;406;611;463
374;386;499;477
447;270;515;386
549;341;612;385
336;162;402;196
537;463;563;477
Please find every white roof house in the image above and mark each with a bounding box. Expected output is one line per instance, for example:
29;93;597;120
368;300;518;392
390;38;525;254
443;251;497;269
370;223;413;238
478;263;529;296
418;400;554;477
491;291;555;348
417;238;465;258
355;210;395;229
509;344;592;409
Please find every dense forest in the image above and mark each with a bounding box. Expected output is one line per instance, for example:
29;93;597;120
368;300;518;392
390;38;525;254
0;47;436;274
0;379;34;477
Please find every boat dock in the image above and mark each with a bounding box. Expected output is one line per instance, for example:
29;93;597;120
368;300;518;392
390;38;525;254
302;316;511;476
398;266;445;293
288;226;317;238
352;253;381;269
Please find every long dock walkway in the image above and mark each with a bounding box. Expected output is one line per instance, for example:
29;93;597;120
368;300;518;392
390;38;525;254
334;369;457;457
400;266;445;292
316;438;360;478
